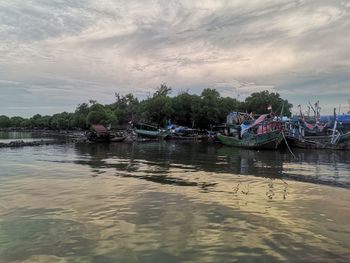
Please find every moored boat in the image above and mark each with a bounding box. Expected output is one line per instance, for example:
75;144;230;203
110;136;127;142
168;126;206;141
218;130;283;150
109;130;127;142
134;123;171;139
285;114;350;150
86;124;110;142
217;114;284;150
286;136;350;150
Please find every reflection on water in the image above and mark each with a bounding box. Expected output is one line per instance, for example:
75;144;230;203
74;142;350;188
0;141;350;262
0;131;54;143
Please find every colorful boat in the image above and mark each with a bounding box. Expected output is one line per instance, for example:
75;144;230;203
286;131;350;150
217;130;283;150
285;114;350;150
286;136;350;150
217;114;284;150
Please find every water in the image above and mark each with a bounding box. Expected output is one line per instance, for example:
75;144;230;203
0;133;350;262
0;131;54;143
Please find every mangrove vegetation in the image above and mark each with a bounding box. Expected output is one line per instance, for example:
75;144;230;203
0;85;292;130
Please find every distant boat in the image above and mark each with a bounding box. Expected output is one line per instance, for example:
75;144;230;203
134;123;170;139
285;114;350;150
110;135;127;142
109;130;127;142
286;131;350;150
86;124;110;142
168;126;206;141
286;136;350;150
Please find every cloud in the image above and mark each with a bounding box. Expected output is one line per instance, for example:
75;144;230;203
0;0;349;116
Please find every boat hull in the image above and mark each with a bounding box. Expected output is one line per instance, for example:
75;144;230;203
286;136;350;150
110;136;126;142
217;131;283;150
135;129;170;139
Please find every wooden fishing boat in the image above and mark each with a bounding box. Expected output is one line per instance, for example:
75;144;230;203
286;131;350;150
168;127;206;141
169;133;207;141
135;129;170;138
286;136;350;150
217;130;283;150
110;136;127;142
86;124;110;142
302;131;350;144
109;130;127;142
285;115;350;150
217;114;284;150
134;123;171;139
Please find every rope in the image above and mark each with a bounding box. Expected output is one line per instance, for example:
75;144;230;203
282;132;297;159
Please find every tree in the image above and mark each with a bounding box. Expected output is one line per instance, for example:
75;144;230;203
194;89;222;128
30;114;42;127
50;112;72;130
30;114;51;128
244;90;293;116
153;83;172;97
20;119;32;128
86;111;108;126
142;95;173;126
71;114;87;129
86;103;117;127
9;116;25;127
171;92;198;126
219;97;243;121
0;86;294;130
0;115;10;128
111;93;140;125
76;103;90;115
72;103;90;129
137;83;175;126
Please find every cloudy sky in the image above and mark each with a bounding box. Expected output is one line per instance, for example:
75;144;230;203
1;0;350;117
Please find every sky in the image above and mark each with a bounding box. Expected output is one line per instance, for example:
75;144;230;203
0;0;350;117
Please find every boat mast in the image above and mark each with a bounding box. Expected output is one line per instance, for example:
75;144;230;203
331;107;338;144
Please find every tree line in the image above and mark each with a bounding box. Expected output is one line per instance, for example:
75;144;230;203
0;85;292;130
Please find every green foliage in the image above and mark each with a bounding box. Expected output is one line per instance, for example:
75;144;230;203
198;89;222;128
0;86;292;130
72;103;90;129
0;115;11;128
153;83;172;97
111;93;139;124
30;114;51;128
9;116;25;127
20;119;32;128
142;94;173;126
86;103;117;126
219;97;243;117
244;90;293;116
171;92;198;126
71;114;87;129
51;112;73;130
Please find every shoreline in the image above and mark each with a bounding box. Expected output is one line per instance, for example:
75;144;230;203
0;129;87;148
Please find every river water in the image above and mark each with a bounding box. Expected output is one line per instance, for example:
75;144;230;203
0;131;53;143
0;133;350;262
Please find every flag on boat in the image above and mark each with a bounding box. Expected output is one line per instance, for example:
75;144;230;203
267;105;272;111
